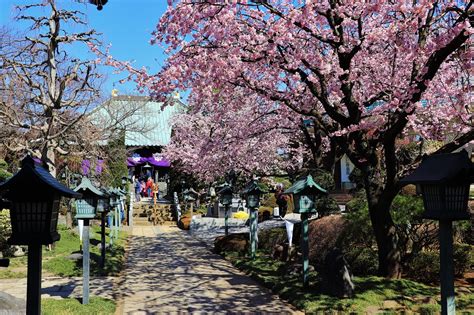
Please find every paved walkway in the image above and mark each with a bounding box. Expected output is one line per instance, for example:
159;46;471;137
117;226;301;314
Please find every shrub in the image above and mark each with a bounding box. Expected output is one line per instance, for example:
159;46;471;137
308;214;347;269
418;304;441;315
0;210;12;256
214;233;249;256
407;251;440;284
309;169;335;191
344;246;379;276
344;193;441;275
258;227;291;252
315;195;340;217
455;220;473;245
453;243;473;277
405;244;472;284
0;160;12;182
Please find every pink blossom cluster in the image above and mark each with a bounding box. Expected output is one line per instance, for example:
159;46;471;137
92;1;473;178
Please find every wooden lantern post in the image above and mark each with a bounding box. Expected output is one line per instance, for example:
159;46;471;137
218;183;233;236
74;177;105;305
0;156;81;315
283;174;327;288
401;151;473;315
242;179;267;259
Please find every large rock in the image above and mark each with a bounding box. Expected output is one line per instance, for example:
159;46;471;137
321;247;355;298
272;243;296;262
12;246;25;257
214;233;249;256
0;292;26;313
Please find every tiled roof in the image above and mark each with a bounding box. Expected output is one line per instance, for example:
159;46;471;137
91;96;186;147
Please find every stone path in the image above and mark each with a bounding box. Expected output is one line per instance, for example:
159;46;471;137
116;226;302;314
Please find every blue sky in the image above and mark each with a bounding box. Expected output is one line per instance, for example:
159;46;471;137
1;0;169;96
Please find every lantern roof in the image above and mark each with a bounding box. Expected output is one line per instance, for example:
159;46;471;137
217;183;233;195
74;177;105;198
242;180;267;195
400;150;474;185
283;174;327;195
0;155;81;199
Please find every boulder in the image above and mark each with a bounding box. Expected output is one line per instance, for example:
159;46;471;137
321;247;355;298
12;246;25;257
0;292;26;313
67;252;83;261
214;233;249;256
272;243;296;262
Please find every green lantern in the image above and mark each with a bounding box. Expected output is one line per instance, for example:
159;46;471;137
242;180;267;209
218;183;233;235
283;174;327;288
74;177;104;219
242;179;267;259
218;183;233;206
283;175;326;213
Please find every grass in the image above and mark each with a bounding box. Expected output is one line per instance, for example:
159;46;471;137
0;223;128;278
225;251;474;314
42;297;115;315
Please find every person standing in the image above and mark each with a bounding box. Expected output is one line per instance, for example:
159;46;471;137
146;177;153;197
275;184;288;217
134;178;141;202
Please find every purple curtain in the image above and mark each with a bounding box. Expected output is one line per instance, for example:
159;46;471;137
127;156;171;168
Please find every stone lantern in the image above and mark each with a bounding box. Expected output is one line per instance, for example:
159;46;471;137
400;151;473;315
242;180;267;259
218;183;233;235
184;188;199;219
284;174;327;288
0;155;80;315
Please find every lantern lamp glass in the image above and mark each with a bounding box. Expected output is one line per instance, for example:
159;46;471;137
220;193;233;206
421;183;470;220
9;199;60;245
75;198;97;219
246;194;260;208
294;194;316;213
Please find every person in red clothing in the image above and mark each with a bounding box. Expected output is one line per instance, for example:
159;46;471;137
146;177;154;197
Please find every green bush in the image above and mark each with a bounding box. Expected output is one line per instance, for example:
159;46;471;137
309;169;335;191
258;227;291;252
453;243;473;277
407;251;440;284
315;195;340;216
405;244;472;284
344;246;379;276
0;210;12;255
418;304;441;315
0;160;12;182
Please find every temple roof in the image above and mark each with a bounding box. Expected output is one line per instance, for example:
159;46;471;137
90;95;186;147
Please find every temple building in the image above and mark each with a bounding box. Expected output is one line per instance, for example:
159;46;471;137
91;93;185;195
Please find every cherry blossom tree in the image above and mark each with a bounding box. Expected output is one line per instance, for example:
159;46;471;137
164;89;303;182
97;1;473;278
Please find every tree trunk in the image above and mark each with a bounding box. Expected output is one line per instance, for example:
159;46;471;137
365;184;402;278
41;141;56;177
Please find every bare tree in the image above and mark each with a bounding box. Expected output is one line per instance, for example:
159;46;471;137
0;1;103;177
